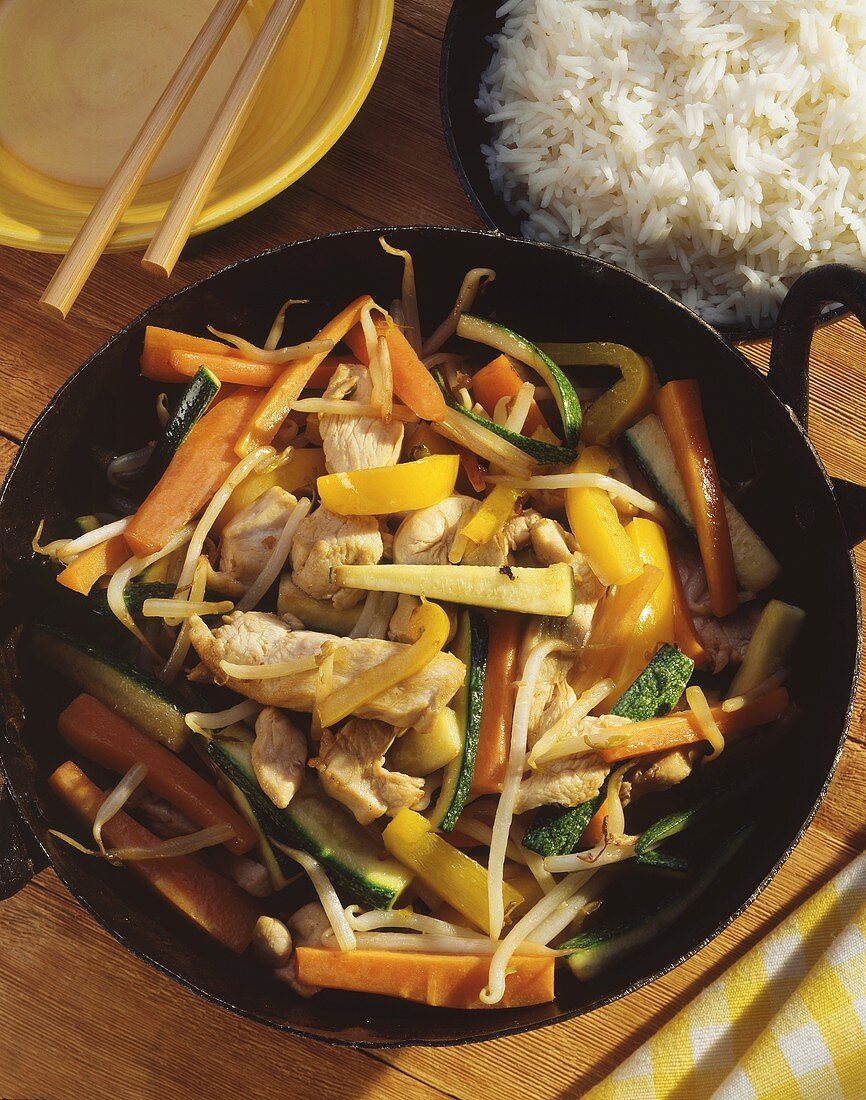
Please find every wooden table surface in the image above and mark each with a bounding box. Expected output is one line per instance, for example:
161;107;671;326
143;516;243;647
1;3;865;1097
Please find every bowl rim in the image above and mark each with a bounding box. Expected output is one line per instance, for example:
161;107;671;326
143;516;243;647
436;0;850;345
0;224;859;1048
0;0;394;254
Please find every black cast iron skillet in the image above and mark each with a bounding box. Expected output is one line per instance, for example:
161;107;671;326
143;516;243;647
1;227;864;1049
439;0;849;342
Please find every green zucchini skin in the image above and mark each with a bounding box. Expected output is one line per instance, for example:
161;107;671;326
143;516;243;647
432;369;576;466
89;582;177;617
456;313;583;447
223;779;298;891
522;786;607;858
30;622;188;751
207;738;411;910
147;366;220;479
609;644;694;721
428;610;488;832
560;828;750;979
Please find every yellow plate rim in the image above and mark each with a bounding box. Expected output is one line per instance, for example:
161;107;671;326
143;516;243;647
0;0;394;254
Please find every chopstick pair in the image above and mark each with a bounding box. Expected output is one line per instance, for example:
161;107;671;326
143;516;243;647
40;0;304;320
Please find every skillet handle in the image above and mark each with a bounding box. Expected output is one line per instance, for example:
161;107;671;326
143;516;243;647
768;263;866;546
0;778;48;900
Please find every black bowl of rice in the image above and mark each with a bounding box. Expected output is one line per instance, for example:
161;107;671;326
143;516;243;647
440;0;864;339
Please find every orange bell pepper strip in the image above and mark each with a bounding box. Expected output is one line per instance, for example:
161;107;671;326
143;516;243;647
56;534;131;595
140;326;232;383
58;694;257;856
671;554;708;667
235;295;374;456
655;380;737;618
470;612;524;796
565;445;643;586
125;388;263;557
294;947;555;1009
599;687;789;763
472;354;552;437
49;761;260;953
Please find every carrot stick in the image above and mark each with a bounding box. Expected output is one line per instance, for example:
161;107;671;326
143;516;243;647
141;326;232;383
671;556;708;667
471;612;523;796
599;687;789;763
167;351;283;387
49;760;259;952
294;947;555;1009
472;354;551;436
235;295;374;456
343;318;446;421
125;388;263;557
655;381;737;618
56;534;131;595
58;694;257;855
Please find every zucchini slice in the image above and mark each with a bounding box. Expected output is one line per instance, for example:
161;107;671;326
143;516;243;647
89;581;176;618
456;313;583;446
560;828;750;979
428;611;487;831
609;644;694;722
389;708;462;776
147;366;221;479
207;738;412;910
223;779;299;892
333;562;576;618
522;786;607;859
30;623;188;751
728;599;804;697
433;369;575;466
624;414;781;592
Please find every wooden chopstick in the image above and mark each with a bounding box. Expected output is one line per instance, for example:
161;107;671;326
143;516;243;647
143;0;305;279
39;0;249;320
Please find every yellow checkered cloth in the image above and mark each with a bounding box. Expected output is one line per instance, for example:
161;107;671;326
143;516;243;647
587;849;866;1099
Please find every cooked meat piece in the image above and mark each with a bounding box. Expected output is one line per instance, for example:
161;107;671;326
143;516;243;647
219;486;299;585
673;547;759;671
203;560;247;598
388;593;422;643
291;505;383;609
251;707;307;809
393;496;535;567
311;719;424;824
188;612;465;729
319;362;403;473
515;751;609;813
528;680;578;750
127;789;198;838
621;748;696;806
225;856;272;898
253;915;293;966
529;516;575;565
276;902;331;996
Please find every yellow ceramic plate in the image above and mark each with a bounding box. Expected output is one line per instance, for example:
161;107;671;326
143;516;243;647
0;0;393;253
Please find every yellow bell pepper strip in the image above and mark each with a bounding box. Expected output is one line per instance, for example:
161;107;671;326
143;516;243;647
472;354;553;438
316;600;451;728
540;342;655;445
235;295;374;457
570;565;662;700
316;454;458;517
404;422;487;493
604;518;677;702
655;380;737;618
214;447;326;533
382;809;523;934
458;485;522;549
565;446;643;586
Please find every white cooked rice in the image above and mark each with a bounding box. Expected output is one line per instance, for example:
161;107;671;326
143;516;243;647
478;0;866;327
